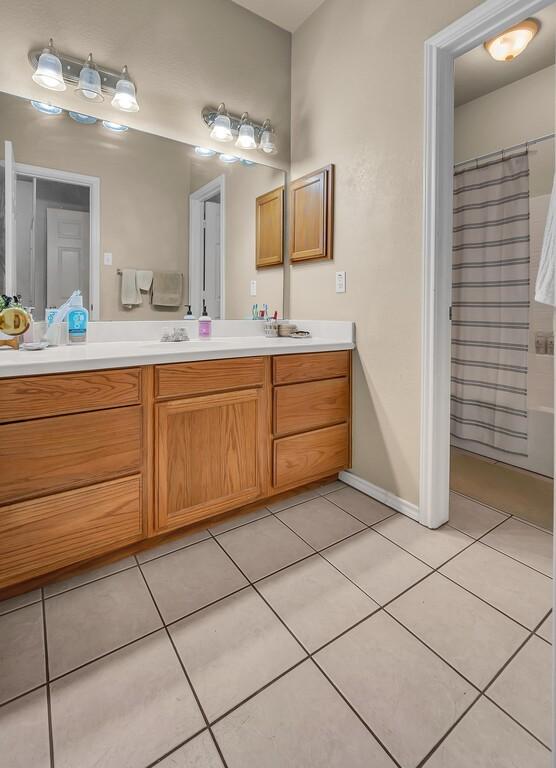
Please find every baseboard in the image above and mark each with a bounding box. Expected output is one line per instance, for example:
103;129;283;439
339;471;420;521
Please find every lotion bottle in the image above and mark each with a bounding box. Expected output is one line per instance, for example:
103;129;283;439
67;292;88;344
198;300;212;338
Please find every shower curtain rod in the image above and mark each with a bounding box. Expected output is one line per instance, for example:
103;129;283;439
454;131;555;169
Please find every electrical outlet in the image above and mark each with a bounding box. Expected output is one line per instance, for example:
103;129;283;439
104;252;113;266
250;280;257;296
335;271;346;293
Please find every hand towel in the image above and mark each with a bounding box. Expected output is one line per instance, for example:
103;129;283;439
121;269;141;308
535;174;556;307
151;272;183;307
136;270;153;292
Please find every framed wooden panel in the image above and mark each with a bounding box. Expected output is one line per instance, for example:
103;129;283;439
273;377;349;437
256;186;284;268
273;350;349;385
156;357;265;400
156;389;262;529
273;423;349;488
289;164;334;263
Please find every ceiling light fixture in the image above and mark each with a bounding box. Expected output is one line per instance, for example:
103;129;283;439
210;103;234;142
111;66;139;112
30;100;63;115
219;153;239;164
102;120;128;132
195;146;217;157
484;18;540;61
75;53;104;102
69;111;97;124
202;104;277;155
32;38;66;91
236;113;257;149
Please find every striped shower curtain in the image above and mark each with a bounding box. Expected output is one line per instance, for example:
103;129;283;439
451;153;530;456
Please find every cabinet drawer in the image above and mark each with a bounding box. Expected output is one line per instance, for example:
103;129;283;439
0;368;141;423
273;351;349;385
274;423;349;488
156;357;265;399
0;476;143;589
274;378;349;437
0;407;142;505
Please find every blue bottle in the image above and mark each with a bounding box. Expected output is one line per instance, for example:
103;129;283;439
67;292;88;344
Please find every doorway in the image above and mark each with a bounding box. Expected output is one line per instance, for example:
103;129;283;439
189;175;225;319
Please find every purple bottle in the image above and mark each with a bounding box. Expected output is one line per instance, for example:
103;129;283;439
198;300;212;338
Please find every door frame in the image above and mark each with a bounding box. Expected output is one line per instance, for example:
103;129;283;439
420;0;554;529
189;175;226;318
15;163;100;320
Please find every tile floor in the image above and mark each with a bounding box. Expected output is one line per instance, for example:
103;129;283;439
0;482;552;768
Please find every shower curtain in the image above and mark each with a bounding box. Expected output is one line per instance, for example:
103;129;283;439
451;153;530;456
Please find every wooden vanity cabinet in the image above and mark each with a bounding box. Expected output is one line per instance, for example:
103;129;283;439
0;351;350;591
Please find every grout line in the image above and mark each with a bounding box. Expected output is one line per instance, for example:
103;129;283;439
40;590;55;768
0;595;43;618
483;693;552;751
144;727;208;768
414;692;482;768
42;560;139;601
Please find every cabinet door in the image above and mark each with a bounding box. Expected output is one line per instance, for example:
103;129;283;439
256;186;284;268
289;164;334;263
156;389;262;530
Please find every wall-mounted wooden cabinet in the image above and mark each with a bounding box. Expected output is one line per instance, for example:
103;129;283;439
0;350;350;591
255;185;284;268
289;164;334;263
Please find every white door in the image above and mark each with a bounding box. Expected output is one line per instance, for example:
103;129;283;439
203;200;221;319
3;140;16;296
46;209;90;308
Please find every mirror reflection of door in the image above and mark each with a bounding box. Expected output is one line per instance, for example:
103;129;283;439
203;199;221;319
47;209;90;309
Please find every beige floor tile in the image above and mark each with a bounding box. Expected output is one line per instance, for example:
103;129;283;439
537;613;552;643
213;661;396;768
323;529;431;605
44;556;137;597
423;697;551;768
316;612;475;768
266;488;320;513
257;555;377;651
156;731;223;767
136;530;210;564
45;568;162;677
170;588;305;720
208;506;270;535
373;514;473;568
141;538;247;623
0;687;50;768
50;631;204;768
388;573;528;688
482;518;553;576
277;497;365;550
488;636;552;747
326;486;396;525
440;543;552;629
216;516;312;581
449;493;508;539
0;602;45;704
0;589;41;616
317;479;346;495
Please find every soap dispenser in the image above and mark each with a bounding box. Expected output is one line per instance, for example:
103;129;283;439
198;300;212;338
184;304;194;320
67;292;88;344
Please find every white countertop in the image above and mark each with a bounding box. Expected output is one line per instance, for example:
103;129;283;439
0;334;354;378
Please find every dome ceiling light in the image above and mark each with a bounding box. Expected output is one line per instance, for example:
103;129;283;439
484;18;540;61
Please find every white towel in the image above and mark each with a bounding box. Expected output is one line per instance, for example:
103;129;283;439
535;174;556;307
136;270;153;292
121;269;141;308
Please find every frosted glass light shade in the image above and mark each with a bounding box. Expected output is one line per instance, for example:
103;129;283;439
112;77;139;112
195;146;217;157
32;50;66;91
259;128;277;154
219;153;239;164
485;19;539;61
31;101;63;115
211;113;233;142
76;62;104;102
236;122;257;149
102;120;128;132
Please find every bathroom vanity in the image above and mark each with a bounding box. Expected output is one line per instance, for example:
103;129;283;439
0;326;353;591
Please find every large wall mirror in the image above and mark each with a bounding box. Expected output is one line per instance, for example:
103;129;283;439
0;91;285;321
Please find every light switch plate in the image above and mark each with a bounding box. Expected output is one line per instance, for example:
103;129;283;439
250;280;257;296
104;252;113;266
335;271;346;293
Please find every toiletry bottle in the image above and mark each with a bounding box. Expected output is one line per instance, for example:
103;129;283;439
198;300;212;338
67;292;88;344
23;307;35;344
184;304;194;319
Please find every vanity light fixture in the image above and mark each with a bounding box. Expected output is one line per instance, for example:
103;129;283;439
195;146;217;157
69;111;97;124
32;39;66;91
484;18;539;61
111;66;139;112
219;153;239;164
75;54;104;102
210;104;234;142
102;120;128;132
236;113;257;149
240;158;255;166
203;104;277;154
259;120;277;154
30;100;63;115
